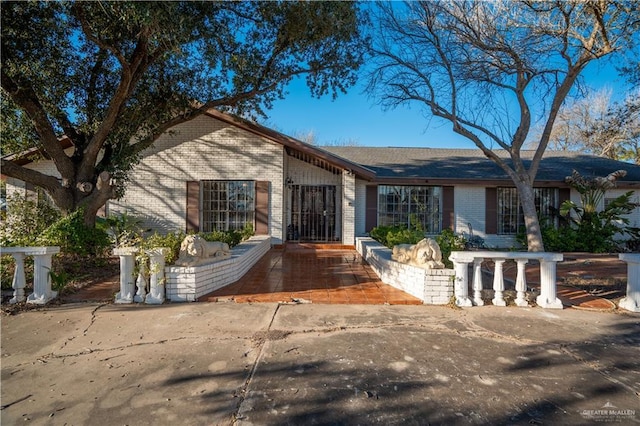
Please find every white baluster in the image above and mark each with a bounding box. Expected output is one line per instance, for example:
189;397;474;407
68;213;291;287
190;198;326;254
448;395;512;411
619;254;640;312
453;260;473;307
514;259;529;307
134;256;148;303
9;252;26;304
145;248;169;305
536;258;563;309
27;249;59;304
114;247;138;304
491;259;506;306
472;258;484;306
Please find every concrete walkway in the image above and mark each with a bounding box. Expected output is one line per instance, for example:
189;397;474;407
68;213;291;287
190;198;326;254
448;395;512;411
2;303;638;425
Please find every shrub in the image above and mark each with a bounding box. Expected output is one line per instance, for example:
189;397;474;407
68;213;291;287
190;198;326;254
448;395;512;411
435;229;467;268
369;225;423;248
37;209;111;257
370;225;466;269
0;194;60;246
141;231;185;265
97;212;146;248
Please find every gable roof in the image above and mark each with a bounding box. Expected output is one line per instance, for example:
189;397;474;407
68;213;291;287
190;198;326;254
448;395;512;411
204;110;376;179
322;147;640;187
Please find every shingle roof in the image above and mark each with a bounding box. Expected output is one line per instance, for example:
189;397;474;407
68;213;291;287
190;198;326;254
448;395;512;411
321;147;640;184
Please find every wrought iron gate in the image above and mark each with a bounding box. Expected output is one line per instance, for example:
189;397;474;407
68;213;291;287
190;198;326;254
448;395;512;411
288;185;336;242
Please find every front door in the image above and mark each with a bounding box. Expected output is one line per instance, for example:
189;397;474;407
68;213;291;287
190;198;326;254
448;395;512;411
289;185;336;242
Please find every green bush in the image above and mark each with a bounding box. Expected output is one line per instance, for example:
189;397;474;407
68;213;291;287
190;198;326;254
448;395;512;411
200;223;255;249
435;229;467;268
0;194;60;246
37;209;111;257
97;212;146;248
370;225;423;248
141;231;185;265
136;224;254;265
369;225;466;269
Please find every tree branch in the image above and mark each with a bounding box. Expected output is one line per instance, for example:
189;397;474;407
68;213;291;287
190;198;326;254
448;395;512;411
1;69;75;178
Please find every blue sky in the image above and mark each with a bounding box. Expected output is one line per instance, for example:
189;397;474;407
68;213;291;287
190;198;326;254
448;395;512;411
262;57;633;149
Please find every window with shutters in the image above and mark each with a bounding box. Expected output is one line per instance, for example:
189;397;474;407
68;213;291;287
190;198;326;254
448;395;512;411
497;187;558;234
201;180;255;232
377;185;442;233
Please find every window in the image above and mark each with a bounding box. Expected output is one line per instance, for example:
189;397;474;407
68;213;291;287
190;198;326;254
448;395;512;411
378;185;442;233
201;180;255;232
497;187;557;234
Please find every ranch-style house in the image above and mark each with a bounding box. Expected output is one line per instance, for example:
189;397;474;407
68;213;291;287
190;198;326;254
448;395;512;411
4;109;640;249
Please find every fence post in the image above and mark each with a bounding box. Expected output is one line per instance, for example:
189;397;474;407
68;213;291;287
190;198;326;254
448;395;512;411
450;252;473;307
536;256;563;309
619;254;640;313
145;248;170;305
114;247;139;304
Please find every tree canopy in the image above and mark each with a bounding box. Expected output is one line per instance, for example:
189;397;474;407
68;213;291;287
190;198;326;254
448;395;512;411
1;1;367;225
531;88;640;164
368;0;639;251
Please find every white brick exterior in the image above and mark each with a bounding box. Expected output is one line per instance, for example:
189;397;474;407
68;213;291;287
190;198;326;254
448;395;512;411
454;185;517;248
109;114;286;242
356;237;455;305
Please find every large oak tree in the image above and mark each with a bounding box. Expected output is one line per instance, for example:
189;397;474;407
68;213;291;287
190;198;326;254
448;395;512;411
1;1;367;226
368;0;638;251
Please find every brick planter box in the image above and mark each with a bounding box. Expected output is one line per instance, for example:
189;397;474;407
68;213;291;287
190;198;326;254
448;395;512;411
356;237;454;305
165;236;271;302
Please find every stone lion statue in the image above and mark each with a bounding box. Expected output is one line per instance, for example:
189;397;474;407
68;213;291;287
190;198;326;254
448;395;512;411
392;238;445;269
175;235;231;266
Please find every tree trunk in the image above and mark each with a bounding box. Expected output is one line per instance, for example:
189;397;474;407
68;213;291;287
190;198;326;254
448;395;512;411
517;183;545;252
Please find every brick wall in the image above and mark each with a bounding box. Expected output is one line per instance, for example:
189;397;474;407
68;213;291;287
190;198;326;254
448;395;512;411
109;114;285;241
356;237;455;305
165;235;271;302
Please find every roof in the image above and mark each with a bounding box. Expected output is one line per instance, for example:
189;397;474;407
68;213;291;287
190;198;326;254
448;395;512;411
321;147;640;186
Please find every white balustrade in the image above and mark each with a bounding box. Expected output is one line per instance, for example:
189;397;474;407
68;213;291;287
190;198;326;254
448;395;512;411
618;253;640;313
134;257;148;303
492;259;507;306
2;247;61;304
449;251;563;309
472;259;484;306
114;247;170;304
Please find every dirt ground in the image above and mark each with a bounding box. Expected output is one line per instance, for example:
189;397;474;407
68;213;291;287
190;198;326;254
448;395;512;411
490;253;628;302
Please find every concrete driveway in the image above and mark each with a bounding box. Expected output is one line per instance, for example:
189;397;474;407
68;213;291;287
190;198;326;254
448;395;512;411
2;303;639;425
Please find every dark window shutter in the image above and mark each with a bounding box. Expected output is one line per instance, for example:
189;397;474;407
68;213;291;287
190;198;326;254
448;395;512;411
485;187;498;235
365;185;378;232
186;181;200;232
255;181;269;235
442;186;454;230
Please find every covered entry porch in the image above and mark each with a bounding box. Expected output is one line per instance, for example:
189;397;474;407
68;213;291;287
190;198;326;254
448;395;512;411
198;245;422;304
